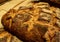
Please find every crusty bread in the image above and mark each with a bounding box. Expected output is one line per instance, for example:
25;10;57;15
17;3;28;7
1;2;60;42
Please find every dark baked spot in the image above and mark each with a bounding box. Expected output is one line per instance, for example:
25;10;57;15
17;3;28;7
53;11;56;13
15;13;31;22
6;16;12;20
50;28;55;31
33;24;48;35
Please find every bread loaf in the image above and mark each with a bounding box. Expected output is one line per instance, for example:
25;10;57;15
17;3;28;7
1;2;60;42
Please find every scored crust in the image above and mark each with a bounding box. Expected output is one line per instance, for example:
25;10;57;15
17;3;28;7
1;2;60;42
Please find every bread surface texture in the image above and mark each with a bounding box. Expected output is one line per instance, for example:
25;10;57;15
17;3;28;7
2;2;60;42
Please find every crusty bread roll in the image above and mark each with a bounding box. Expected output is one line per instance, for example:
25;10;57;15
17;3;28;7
1;2;60;42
